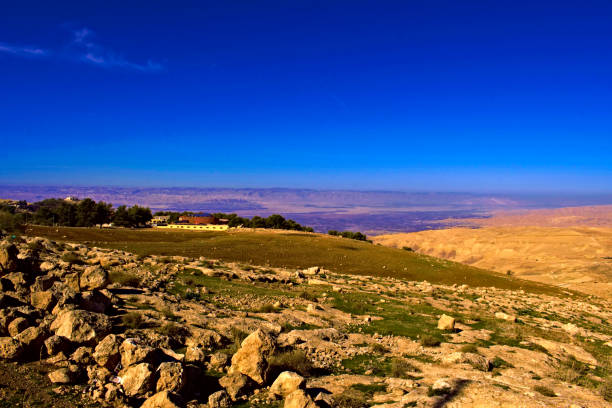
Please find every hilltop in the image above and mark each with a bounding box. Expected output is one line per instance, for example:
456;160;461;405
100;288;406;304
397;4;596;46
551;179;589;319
0;234;611;407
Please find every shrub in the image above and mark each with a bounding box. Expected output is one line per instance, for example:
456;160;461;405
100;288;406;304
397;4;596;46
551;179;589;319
491;356;513;369
255;304;277;313
420;335;441;347
390;358;420;377
27;241;45;252
298;291;318;302
402;246;413;252
269;349;316;377
109;270;140;287
600;377;612;402
331;391;369;408
61;252;84;265
157;322;188;338
533;385;556;397
371;343;389;354
122;312;144;329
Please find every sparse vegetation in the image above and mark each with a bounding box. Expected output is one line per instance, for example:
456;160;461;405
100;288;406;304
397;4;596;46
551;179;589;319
268;349;317;377
109;270;140;287
61;252;84;265
420;334;442;347
533;385;556;397
121;312;144;329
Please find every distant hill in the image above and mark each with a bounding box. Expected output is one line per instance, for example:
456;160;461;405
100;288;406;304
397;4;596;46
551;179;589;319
374;226;612;299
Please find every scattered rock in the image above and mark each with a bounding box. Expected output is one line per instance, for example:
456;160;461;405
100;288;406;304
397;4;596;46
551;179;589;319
80;266;109;291
270;371;305;397
140;390;183;408
218;372;254;400
121;362;155;397
437;314;455;331
495;312;517;322
229;329;275;385
207;390;232;408
156;362;185;393
284;389;317;408
50;309;112;345
48;365;80;384
0;337;23;360
93;334;122;370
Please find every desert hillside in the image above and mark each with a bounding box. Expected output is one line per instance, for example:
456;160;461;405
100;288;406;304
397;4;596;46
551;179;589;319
454;205;612;228
0;235;611;407
373;227;612;299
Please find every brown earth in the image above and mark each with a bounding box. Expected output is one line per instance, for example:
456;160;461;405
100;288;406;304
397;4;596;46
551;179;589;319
373;226;612;299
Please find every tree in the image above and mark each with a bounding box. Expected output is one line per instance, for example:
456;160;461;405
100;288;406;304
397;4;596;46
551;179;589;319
76;198;97;227
127;205;152;227
93;201;113;226
112;205;131;227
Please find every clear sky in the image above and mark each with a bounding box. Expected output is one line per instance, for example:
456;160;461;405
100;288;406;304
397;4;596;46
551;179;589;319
1;1;611;193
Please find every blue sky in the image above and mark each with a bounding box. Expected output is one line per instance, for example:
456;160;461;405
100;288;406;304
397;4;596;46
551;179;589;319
1;0;611;193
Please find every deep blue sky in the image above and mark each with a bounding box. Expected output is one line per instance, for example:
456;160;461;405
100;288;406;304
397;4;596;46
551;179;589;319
1;1;611;193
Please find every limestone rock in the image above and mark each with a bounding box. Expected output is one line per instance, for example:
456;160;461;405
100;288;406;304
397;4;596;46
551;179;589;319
0;244;18;274
7;317;29;336
71;346;93;365
121;362;155;397
79;290;112;313
495;312;517;322
184;346;206;365
156;362;185;393
50;310;111;345
30;291;55;311
48;364;80;384
120;338;158;367
229;329;275;385
208;389;231;407
93;334;122;370
437;314;455;331
45;335;72;356
270;371;305;397
141;391;183;408
0;337;23;360
218;372;254;400
15;326;48;355
80;266;109;291
284;389;317;408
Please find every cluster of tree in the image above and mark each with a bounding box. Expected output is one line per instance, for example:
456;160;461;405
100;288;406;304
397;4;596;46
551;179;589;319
153;211;314;232
27;198;152;228
0;203;25;232
328;230;369;241
213;213;314;232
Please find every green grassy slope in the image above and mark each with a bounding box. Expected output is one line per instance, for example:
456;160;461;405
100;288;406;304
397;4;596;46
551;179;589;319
25;225;567;296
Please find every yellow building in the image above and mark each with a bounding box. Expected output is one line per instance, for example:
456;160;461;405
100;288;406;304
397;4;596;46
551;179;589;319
156;224;229;231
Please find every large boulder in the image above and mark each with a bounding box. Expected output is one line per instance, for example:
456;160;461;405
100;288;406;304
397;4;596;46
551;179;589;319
120;338;159;367
121;363;155;397
0;244;18;274
229;329;275;385
0;337;23;360
218;372;254;400
93;334;122;370
284;389;317;408
156;362;185;393
141;390;183;408
50;310;111;345
270;371;305;397
80;266;109;291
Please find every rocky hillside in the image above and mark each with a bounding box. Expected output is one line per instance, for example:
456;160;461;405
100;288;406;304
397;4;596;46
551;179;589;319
373;227;612;299
0;235;611;407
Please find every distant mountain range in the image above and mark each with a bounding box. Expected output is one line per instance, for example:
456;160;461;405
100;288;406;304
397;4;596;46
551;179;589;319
2;185;611;234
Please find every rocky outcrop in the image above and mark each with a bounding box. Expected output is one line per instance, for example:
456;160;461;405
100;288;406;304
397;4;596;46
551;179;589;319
50;309;111;345
270;371;305;397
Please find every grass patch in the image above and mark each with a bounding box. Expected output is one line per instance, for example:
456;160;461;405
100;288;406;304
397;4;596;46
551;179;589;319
26;225;569;296
156;322;188;338
109;270;140;287
350;383;387;396
459;344;479;354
